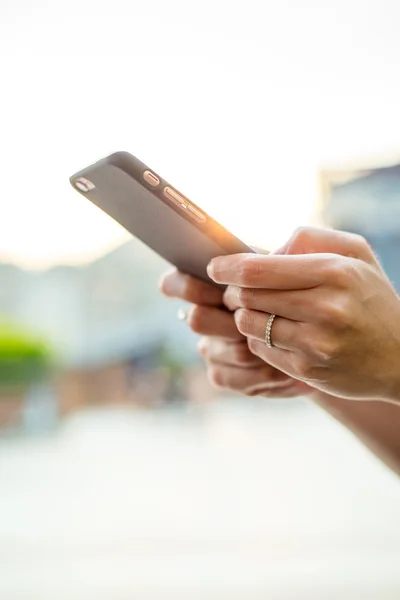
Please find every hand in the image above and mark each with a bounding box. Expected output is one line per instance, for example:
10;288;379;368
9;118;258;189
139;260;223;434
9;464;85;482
208;227;400;402
160;270;311;397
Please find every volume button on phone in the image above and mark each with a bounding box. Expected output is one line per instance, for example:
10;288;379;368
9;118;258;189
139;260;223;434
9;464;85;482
187;204;206;222
164;186;188;208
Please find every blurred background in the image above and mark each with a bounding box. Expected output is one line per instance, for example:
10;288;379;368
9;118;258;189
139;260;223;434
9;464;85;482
1;0;400;598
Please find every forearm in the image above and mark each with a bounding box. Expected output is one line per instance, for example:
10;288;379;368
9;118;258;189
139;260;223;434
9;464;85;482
310;391;400;475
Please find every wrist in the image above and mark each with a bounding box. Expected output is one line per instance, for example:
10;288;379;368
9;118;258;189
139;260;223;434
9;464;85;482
384;371;400;405
308;389;344;412
376;351;400;404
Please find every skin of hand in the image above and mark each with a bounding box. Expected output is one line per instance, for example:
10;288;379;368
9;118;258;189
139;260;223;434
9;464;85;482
207;227;400;403
310;390;400;475
160;228;400;474
160;270;311;398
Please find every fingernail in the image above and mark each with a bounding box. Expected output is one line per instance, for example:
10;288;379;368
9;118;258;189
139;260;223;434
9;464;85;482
206;261;215;279
197;338;206;352
161;281;171;296
159;269;176;295
177;308;188;321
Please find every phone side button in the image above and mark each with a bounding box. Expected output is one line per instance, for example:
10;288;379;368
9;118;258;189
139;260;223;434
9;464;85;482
187;204;206;222
143;170;160;187
164;186;188;208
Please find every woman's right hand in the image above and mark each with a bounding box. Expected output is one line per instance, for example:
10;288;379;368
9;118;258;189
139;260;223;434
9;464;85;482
160;270;311;398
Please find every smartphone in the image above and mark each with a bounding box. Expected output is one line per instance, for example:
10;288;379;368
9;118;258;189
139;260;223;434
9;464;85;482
69;152;254;285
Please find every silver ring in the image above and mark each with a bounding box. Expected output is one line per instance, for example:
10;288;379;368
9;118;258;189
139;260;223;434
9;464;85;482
265;314;276;348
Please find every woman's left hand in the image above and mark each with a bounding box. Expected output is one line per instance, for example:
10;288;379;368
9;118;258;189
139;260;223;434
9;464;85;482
207;229;400;402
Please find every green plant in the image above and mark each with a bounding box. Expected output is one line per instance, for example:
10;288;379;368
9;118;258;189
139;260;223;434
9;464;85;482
156;345;186;378
0;321;53;389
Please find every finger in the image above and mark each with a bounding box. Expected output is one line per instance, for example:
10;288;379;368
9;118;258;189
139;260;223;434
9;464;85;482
224;285;316;321
259;381;308;398
247;338;303;383
250;246;269;255
234;308;301;350
187;306;243;339
208;253;334;289
276;226;379;266
198;338;263;367
160;269;223;305
208;363;293;395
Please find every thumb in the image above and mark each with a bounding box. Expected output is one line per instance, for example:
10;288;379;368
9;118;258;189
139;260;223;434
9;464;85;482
274;226;379;266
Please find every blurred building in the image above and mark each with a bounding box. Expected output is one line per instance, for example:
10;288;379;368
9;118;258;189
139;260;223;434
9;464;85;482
319;161;400;290
0;239;216;421
0;239;196;365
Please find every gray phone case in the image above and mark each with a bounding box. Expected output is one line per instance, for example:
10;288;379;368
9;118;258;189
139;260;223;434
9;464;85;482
70;151;254;286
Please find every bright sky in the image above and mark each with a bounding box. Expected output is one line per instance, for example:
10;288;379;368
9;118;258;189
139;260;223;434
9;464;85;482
1;0;400;268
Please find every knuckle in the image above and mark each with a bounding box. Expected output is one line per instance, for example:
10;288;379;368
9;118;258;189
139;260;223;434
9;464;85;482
317;295;352;329
292;355;315;380
237;257;260;286
234;308;252;335
245;388;262;397
292;226;314;243
323;256;351;286
288;226;318;252
324;255;365;289
309;336;340;364
298;324;343;364
208;366;225;389
328;299;351;328
232;343;253;365
347;233;370;257
352;232;368;247
236;286;256;309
